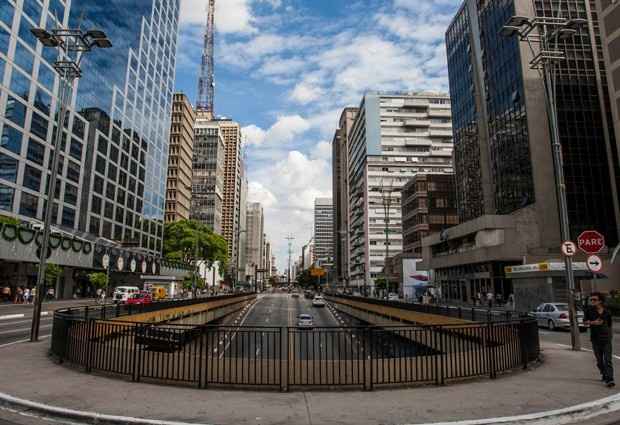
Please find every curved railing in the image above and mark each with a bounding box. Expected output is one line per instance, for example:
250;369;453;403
50;299;540;391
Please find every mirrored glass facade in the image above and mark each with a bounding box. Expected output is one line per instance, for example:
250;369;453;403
0;0;180;253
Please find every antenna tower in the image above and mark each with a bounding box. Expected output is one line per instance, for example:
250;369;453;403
196;0;215;116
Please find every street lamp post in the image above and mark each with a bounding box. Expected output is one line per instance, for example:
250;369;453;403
501;15;588;351
30;27;111;342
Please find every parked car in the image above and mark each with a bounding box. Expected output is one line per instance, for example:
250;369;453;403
304;290;314;299
533;303;586;331
291;291;300;298
113;286;140;304
126;291;152;305
312;295;326;307
297;314;314;329
387;293;399;301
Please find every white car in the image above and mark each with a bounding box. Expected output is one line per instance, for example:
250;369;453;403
312;295;326;307
533;303;586;331
113;286;140;304
388;293;399;301
297;314;314;329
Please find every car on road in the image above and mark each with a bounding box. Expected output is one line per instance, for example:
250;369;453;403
126;291;152;305
291;291;300;298
312;295;326;307
533;303;586;331
297;313;314;329
113;286;140;304
304;290;314;299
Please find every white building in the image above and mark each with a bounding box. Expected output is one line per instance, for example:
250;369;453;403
314;198;333;266
346;92;453;292
245;202;264;282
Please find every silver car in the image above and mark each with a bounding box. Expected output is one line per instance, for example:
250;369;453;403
533;303;586;331
297;314;314;329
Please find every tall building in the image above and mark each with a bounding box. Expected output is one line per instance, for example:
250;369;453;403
332;107;358;287
263;238;271;280
314;198;334;266
346;92;453;291
245;202;264;280
597;0;620;164
0;1;179;253
190;115;225;233
237;172;248;283
425;0;620;303
165;93;194;223
219;120;243;276
401;174;458;256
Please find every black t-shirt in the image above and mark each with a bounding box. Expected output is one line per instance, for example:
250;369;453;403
584;307;613;342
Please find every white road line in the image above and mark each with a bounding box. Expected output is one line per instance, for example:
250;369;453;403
0;317;53;327
0;334;50;348
0;314;25;321
0;325;52;336
554;343;620;361
219;298;262;359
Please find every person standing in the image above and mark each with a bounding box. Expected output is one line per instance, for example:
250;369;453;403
23;287;30;304
584;292;615;387
486;291;493;309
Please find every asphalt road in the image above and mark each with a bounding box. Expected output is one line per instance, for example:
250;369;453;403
0;299;97;347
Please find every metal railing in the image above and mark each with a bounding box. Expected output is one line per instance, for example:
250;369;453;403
51;305;539;391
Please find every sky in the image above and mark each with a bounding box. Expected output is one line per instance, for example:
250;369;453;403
174;0;461;273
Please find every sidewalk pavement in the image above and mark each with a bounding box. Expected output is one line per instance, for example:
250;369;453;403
0;340;619;425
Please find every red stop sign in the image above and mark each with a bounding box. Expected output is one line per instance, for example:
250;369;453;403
577;230;605;254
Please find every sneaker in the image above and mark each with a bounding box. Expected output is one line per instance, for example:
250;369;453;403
606;381;615;388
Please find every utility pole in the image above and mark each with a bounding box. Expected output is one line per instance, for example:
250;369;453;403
381;182;394;298
286;235;295;286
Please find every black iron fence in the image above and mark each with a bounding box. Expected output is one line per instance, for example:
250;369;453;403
330;294;529;322
51;307;539;391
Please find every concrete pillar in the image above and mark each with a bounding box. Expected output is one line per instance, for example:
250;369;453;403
62;267;76;299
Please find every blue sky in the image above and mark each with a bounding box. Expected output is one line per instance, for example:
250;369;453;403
175;0;460;271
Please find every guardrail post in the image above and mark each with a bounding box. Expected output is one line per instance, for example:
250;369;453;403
85;319;94;373
519;319;528;370
280;327;287;392
116;303;121;318
487;320;496;379
471;307;475;321
84;306;89;320
132;324;141;382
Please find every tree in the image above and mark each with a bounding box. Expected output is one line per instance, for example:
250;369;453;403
296;269;315;289
88;272;108;290
182;273;206;291
163;220;228;270
45;264;63;287
0;214;19;226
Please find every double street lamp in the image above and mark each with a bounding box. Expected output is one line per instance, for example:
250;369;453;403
501;14;587;351
29;27;111;342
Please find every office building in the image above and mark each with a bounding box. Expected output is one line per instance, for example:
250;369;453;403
346;92;453;292
263;238;271;280
237;172;248;283
331;108;358;287
219;120;243;276
425;0;620;303
245;202;263;280
0;1;179;248
314;197;333;266
597;0;620;166
165;93;194;223
401;174;458;256
190;116;225;233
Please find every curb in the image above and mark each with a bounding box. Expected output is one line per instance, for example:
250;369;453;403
1;390;619;425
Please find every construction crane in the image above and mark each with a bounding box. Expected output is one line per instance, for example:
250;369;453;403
196;0;215;116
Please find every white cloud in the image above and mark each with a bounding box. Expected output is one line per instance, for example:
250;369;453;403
180;0;258;34
310;141;332;161
289;81;323;104
248;181;278;207
242;115;310;146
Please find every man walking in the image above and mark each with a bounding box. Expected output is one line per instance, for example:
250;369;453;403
584;292;615;387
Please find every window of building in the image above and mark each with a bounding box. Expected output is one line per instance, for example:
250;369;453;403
69;138;82;160
22;0;42;24
10;68;31;101
104;202;113;219
0;153;17;183
1;124;22;155
30;112;48;140
102;220;112;239
0;3;14;29
5;96;27;128
14;42;34;74
62;207;75;227
106;182;115;200
95;155;106;174
33;87;51;115
89;216;100;235
107;163;117;181
91;195;102;215
38;63;55;92
0;183;14;211
19;192;38;218
93;175;104;194
22;165;41;191
64;183;77;205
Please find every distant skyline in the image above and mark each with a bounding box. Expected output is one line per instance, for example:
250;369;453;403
175;0;460;270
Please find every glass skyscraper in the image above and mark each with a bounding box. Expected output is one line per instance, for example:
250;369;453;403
0;0;180;254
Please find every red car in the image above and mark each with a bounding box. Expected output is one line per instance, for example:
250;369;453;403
125;291;152;305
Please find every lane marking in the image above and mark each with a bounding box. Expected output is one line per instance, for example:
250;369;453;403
554;343;620;361
0;334;50;348
219;298;262;359
0;317;53;327
0;325;52;336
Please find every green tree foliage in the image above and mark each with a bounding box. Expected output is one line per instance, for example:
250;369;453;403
163;220;228;270
45;264;63;287
88;272;109;289
0;214;20;225
295;269;315;289
182;273;206;291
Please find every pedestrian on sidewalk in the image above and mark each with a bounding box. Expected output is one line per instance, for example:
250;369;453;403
23;287;30;304
486;291;493;309
584;292;615;388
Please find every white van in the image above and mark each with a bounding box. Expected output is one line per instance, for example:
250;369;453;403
113;286;140;304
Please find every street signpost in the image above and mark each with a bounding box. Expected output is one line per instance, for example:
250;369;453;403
561;241;577;257
586;255;603;273
577;230;605;254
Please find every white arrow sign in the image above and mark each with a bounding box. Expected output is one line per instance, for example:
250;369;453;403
586;255;603;273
